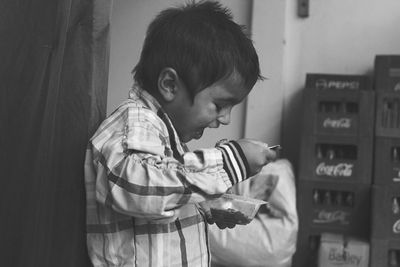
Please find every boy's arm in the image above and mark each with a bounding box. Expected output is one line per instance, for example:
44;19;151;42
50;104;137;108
87;141;244;221
86;112;273;221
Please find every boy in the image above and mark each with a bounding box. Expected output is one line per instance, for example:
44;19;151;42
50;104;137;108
84;1;277;266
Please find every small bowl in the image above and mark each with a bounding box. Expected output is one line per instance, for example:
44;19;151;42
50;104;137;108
208;194;268;224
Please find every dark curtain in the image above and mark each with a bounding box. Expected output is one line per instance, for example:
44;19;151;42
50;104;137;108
0;0;112;266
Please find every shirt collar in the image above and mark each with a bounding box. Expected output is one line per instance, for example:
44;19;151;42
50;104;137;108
128;84;189;154
129;84;163;113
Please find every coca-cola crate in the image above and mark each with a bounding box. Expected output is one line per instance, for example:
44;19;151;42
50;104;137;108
375;92;400;138
371;185;400;240
297;180;371;239
292;230;321;267
305;73;372;91
370;238;400;267
373;137;400;185
374;55;400;92
302;87;375;137
299;135;373;183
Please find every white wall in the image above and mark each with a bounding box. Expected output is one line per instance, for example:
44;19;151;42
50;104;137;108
245;0;286;147
107;0;177;114
280;0;400;170
107;0;254;150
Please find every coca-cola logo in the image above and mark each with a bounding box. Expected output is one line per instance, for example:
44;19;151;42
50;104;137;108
316;162;353;177
328;248;362;266
313;209;350;225
323;118;351;128
395;82;400;91
393;168;400;182
393;219;400;234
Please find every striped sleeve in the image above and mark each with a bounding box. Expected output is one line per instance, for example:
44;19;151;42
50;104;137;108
216;140;250;185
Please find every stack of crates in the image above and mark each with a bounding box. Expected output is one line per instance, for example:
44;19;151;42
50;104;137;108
370;55;400;267
293;73;375;267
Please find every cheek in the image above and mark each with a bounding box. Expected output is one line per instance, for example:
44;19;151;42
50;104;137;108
197;105;217;123
190;97;218;126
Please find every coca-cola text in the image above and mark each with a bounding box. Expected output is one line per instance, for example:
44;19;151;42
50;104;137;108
322;118;351;128
393;219;400;234
316;162;353;177
313;209;350;225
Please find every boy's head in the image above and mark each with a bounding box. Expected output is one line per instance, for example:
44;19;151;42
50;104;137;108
133;0;262;142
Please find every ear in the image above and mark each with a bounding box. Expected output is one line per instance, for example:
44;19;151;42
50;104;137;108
158;68;179;102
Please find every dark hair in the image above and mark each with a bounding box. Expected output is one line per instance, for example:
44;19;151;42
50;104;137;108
132;0;262;98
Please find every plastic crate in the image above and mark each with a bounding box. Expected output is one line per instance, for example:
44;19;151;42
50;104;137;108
374;55;400;92
370;238;400;267
292;230;321;267
302;87;375;137
371;185;400;240
299;135;373;183
375;92;400;138
297;180;371;238
373;137;400;185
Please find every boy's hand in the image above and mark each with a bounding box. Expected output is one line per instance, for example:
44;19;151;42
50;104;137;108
197;201;249;229
236;139;278;176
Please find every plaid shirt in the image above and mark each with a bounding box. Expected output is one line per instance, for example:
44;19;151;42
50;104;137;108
84;86;249;267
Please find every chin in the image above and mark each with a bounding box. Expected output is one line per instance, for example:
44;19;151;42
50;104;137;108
179;131;202;143
179;134;192;143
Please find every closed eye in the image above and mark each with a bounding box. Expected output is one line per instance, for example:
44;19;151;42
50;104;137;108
215;103;224;112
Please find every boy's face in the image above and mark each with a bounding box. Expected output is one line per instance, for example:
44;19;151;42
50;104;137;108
163;72;251;143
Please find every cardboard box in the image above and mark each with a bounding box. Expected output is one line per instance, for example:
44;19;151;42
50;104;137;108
293;231;370;267
317;233;369;267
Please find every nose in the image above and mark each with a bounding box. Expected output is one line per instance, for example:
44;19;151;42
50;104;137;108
217;109;231;125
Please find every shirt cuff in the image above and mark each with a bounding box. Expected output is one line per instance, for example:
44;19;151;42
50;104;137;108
216;140;250;185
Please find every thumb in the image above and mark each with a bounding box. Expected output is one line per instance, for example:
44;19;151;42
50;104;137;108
197;202;215;224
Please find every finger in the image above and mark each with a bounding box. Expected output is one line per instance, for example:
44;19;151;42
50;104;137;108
205;210;213;220
206;216;215;224
265;149;278;162
250;141;278;163
246;140;268;148
199;205;215;224
216;222;236;229
216;222;227;229
227;223;235;229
